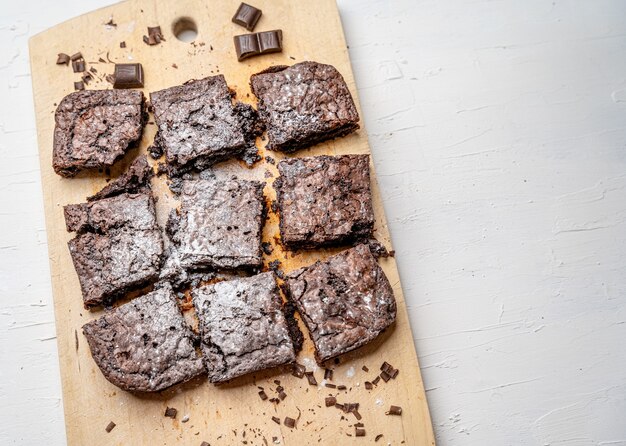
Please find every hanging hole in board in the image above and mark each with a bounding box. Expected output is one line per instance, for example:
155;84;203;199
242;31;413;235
172;17;198;42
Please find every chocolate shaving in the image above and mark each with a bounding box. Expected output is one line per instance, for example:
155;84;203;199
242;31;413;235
380;362;393;373
278;390;287;400
375;434;384;442
305;371;317;386
144;26;164;45
352;409;362;421
337;385;347;391
324;369;333;380
164;407;177;418
325;396;336;407
105;18;117;27
284;417;296;429
70;52;83;61
258;389;268;400
334;403;345;411
89;67;97;74
386;405;402;416
271;416;280;425
72;60;86;73
81;73;92;84
56;53;70;65
105;421;116;433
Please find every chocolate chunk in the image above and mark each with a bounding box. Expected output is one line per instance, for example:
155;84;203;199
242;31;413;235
334;403;345;411
325;383;336;389
324;369;333;381
72;59;86;73
113;63;144;88
352;409;362;421
120;41;126;48
70;52;83;61
325;396;336;407
144;26;164;45
261;242;273;255
305;371;317;386
278;390;287;400
258;389;268;400
337;385;347;391
73;81;84;91
386;405;402;416
362;366;369;372
201;442;210;446
56;53;70;65
375;434;384;442
232;3;262;31
380;371;391;382
105;421;116;433
380;362;393;373
291;362;305;378
271;416;280;424
364;381;373;390
234;30;282;61
390;368;399;379
165;407;178;419
284;417;296;429
81;73;92;85
372;376;381;386
355;428;366;437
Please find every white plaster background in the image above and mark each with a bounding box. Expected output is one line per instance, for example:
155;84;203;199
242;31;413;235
1;0;625;444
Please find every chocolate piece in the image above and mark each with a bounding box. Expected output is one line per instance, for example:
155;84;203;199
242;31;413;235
278;389;287;400
73;81;84;91
201;441;210;446
53;89;145;177
234;30;282;61
193;272;297;383
390;368;399;379
271;416;280;424
380;361;392;373
325;396;336;407
150;75;257;171
284;244;396;364
87;156;153;202
72;59;86;73
375;434;384;442
65;193;164;307
105;421;116;433
120;41;126;48
165;407;178;419
284;417;296;429
325;383;336;389
362;365;369;372
172;178;264;270
274;154;374;249
82;284;204;392
355;428;366;437
232;3;262;31
337;385;347;391
56;53;70;65
258;390;268;401
364;381;373;390
291;362;305;378
70;52;83;61
380;371;391;382
250;61;359;152
305;371;317;386
372;376;381;386
352;409;362;421
144;26;164;45
113;63;144;88
386;405;402;416
334;403;345;411
81;73;92;84
324;369;333;381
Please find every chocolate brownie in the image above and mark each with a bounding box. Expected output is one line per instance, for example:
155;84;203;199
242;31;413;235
53;89;145;177
87;156;153;202
192;272;297;382
150;75;261;172
283;244;396;364
170;178;264;270
274;154;374;249
64;193;164;308
82;283;205;392
250;61;360;153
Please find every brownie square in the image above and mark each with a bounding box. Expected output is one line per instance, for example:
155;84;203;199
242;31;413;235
53;89;145;177
150;75;258;172
82;283;205;392
192;272;296;382
172;178;264;270
250;61;360;153
64;193;164;308
284;244;397;364
274;154;374;249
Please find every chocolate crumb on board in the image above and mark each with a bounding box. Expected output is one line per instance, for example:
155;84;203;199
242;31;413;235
72;59;86;73
81;73;92;85
364;381;373;390
105;18;117;27
291;362;305;378
56;53;70;65
355;427;366;437
271;416;280;424
278;390;287;400
325;383;336;389
201;442;210;446
362;365;369;372
325;396;336;407
120;41;126;48
284;417;296;429
144;26;165;45
105;421;116;433
164;407;178;419
386;405;402;416
380;371;391;382
305;371;317;386
372;376;381;386
258;389;268;401
375;434;384;442
70;52;83;61
324;368;333;381
352;409;362;420
73;81;84;91
337;385;347;391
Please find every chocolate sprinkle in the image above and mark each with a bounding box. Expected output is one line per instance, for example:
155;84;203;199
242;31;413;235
105;421;116;433
305;371;317;386
271;416;280;424
325;396;336;407
56;53;70;65
284;417;296;429
164;407;178;419
386;405;402;416
232;2;262;31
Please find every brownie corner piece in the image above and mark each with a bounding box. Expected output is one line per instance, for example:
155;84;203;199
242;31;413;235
150;75;254;171
250;61;360;152
175;178;264;270
65;192;164;308
53;89;145;177
284;244;396;364
275;154;374;249
192;272;296;383
82;284;205;392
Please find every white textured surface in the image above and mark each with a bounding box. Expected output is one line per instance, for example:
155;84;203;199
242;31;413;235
1;0;625;444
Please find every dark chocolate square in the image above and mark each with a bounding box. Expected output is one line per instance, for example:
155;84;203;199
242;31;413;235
284;244;396;364
173;178;264;270
82;283;204;392
64;193;164;308
250;61;359;152
192;272;296;382
53;89;145;177
274;154;374;249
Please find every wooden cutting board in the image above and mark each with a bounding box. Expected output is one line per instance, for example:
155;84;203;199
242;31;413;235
28;0;435;444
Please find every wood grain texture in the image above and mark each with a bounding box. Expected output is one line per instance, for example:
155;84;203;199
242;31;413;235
28;0;434;444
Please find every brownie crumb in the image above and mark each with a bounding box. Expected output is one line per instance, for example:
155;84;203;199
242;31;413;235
261;242;273;255
265;156;275;165
284;417;296;429
164;407;178;419
386;405;402;416
284;301;304;353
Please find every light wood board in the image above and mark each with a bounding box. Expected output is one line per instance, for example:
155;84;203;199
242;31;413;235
28;0;435;444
